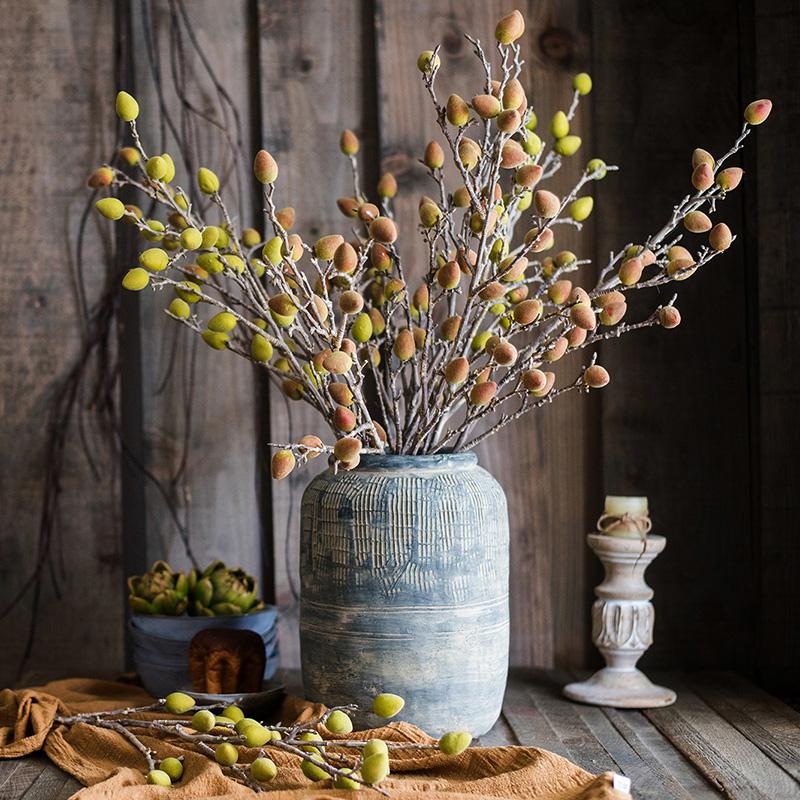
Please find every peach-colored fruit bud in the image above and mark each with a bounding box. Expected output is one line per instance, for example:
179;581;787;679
458;138;481;170
692;163;714;191
500;255;527;281
667;257;696;280
584;365;610;388
299;435;325;458
659;306;682;329
268;293;297;316
440;315;462;341
683;210;712;233
334;242;358;273
437;260;461;290
716;167;743;191
340;129;360;156
595;290;625;308
413;284;430;312
339;290;364;315
547;279;572;305
470;381;498;406
314;234;344;261
569;286;590;305
446;94;470;127
444;357;469;385
472;94;502;119
534;190;560;218
667;245;692;261
271;450;295;479
369;216;398;243
493;341;518;366
495;10;525;44
744;99;772;125
334;437;362;463
334;406;357;432
358;203;380;223
566;326;587;347
254;149;278;183
377;172;398;198
88;167;114;188
323;351;353;375
503;79;526;110
618;257;644;286
692;148;715;170
543;337;568;362
570;302;596;330
497;109;522;133
329;383;353;406
337;197;360;218
522;368;547;393
501;140;527;169
599;301;627;326
276;206;295;230
452;186;471;207
708;222;733;251
393;329;415;361
513;298;542;325
516;164;543;188
479;282;506;301
424;140;445;169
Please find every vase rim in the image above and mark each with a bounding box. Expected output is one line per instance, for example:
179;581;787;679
355;451;478;470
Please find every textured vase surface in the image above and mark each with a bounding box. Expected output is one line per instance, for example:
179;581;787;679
299;452;509;736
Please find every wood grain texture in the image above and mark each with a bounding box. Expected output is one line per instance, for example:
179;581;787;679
0;0;124;687
750;0;800;695
257;0;375;668
128;0;263;581
591;0;756;674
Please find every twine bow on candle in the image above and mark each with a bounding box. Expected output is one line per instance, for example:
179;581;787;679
596;511;653;540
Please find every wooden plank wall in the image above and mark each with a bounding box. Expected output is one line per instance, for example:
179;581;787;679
0;0;797;694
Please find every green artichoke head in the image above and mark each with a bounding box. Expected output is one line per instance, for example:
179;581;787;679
128;561;189;615
189;561;264;616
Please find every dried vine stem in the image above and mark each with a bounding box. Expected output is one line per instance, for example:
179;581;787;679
55;693;467;793
91;9;771;482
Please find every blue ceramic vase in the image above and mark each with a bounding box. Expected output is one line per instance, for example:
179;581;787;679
299;452;509;736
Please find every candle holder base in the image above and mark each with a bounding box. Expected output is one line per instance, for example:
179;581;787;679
563;668;676;709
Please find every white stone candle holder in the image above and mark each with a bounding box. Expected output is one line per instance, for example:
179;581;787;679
563;533;676;708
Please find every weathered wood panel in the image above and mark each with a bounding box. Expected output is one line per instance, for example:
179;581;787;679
592;0;755;673
128;0;264;583
0;0;123;687
751;0;800;695
257;0;375;668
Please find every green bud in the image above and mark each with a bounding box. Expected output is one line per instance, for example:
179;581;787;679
253;149;279;183
372;692;405;718
159;757;183;781
191;709;216;732
471;330;492;352
176;281;202;303
164;692;196;714
301;753;329;781
361;752;390;785
334;768;361;790
122;267;149;291
251;333;273;362
201;330;230;350
569;196;594;221
262;236;283;266
572;72;592;95
251;757;277;782
417;50;440;73
146;770;171;786
208;311;237;333
438;731;472;755
95;197;125;220
201;226;220;249
243;723;271;747
554;135;582;157
586;158;607;179
326;709;354;734
550;110;569;139
352;312;373;343
180;227;203;250
168;298;190;319
197;167;220;195
215;742;239;766
139;247;169;272
362;740;389;758
145;156;167;180
115;91;139;122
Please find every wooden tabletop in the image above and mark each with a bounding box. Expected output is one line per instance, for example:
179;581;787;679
3;669;799;799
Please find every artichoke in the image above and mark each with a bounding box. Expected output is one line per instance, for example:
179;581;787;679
189;561;264;616
128;561;189;615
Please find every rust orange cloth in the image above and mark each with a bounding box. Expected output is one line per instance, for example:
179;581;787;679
0;679;631;799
